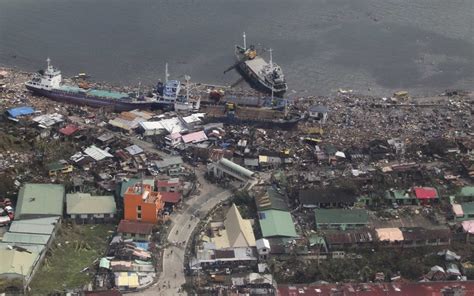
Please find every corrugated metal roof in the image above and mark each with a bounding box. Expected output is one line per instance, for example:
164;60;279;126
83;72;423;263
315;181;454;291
258;210;297;238
413;187;438;199
182;130;208;144
15;183;65;219
66;193;116;215
8;217;59;235
84;145;113;161
218;158;254;178
315;209;369;225
0;248;40;276
2;232;50;245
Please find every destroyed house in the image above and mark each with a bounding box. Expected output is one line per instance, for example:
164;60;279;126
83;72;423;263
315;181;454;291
324;230;374;250
401;228;452;247
458;186;474;202
454;202;474;221
255;187;289;211
298;187;357;208
154;156;183;176
384;189;417;205
314;209;369;230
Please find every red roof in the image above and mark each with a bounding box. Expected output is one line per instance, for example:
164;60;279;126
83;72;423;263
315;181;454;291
59;124;79;136
117;220;154;235
157;180;179;187
413;187;438;199
160;191;181;204
278;281;474;296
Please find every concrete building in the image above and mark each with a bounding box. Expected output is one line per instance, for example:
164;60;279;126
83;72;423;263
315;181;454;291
124;184;164;224
207;158;255;182
211;204;256;249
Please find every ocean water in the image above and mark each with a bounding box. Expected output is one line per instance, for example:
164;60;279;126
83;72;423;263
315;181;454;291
0;0;473;97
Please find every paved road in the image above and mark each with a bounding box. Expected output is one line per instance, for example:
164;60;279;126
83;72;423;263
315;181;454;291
130;169;233;296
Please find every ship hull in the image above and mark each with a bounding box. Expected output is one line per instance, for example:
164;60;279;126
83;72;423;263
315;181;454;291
203;114;300;129
235;49;287;96
26;85;164;112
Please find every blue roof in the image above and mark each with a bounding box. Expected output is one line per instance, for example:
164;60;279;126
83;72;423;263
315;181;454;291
7;106;35;118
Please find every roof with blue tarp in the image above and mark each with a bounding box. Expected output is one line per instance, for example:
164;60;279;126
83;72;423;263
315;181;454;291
133;242;149;250
7;106;35;118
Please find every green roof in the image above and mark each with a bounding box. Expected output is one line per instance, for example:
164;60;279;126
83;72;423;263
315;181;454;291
256;187;289;211
385;190;411;200
2;232;50;245
66;193;116;215
258;210;297;238
461;202;474;215
309;234;326;246
314;209;369;225
460;187;474;197
15;183;65;219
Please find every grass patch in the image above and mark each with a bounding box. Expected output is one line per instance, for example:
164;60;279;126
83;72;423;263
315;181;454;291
29;223;115;295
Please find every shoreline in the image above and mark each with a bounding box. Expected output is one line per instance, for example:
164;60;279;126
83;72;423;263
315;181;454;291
1;64;472;100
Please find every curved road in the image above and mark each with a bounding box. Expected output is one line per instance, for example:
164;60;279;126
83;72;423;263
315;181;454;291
131;170;233;296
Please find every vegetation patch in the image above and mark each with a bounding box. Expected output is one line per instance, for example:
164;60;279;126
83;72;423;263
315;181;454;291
29;223;115;294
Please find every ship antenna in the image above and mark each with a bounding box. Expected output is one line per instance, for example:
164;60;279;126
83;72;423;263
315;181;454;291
243;32;247;50
165;63;169;83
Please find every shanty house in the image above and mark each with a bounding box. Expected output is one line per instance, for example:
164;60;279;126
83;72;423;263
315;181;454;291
412;187;439;205
15;183;65;220
154;156;183;176
308;105;328;123
453;202;474;222
314;209;369;230
66;193;117;223
117;220;154;241
384;189;418;205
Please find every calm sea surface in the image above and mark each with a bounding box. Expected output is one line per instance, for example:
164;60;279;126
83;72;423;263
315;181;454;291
0;0;473;96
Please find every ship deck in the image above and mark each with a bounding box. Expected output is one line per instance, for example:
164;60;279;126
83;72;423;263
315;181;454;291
56;85;129;100
245;57;268;75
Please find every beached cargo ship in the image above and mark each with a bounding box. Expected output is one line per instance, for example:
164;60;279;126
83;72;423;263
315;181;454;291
201;103;301;129
25;58;158;112
230;33;287;95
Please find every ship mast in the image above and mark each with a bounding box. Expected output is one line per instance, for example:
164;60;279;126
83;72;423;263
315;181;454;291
165;63;169;83
185;75;190;101
269;48;273;69
243;32;247;50
46;57;51;70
